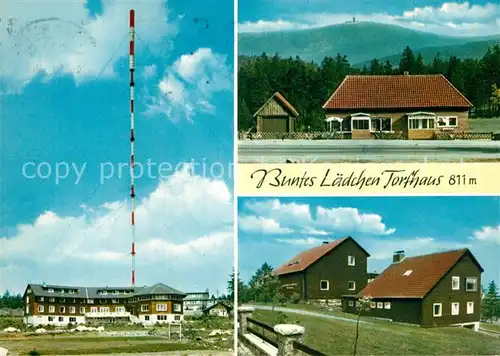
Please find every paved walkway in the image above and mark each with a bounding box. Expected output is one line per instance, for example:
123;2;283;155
243;305;371;325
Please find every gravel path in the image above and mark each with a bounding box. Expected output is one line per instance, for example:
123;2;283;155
244;305;372;325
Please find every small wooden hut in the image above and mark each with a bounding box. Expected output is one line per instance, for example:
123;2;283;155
253;92;299;133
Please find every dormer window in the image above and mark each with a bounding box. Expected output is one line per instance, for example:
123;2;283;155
348;256;355;266
48;289;54;293
403;270;413;276
101;291;108;295
452;276;460;290
114;291;120;295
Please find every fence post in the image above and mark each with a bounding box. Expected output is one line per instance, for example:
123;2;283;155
274;324;305;356
237;306;254;334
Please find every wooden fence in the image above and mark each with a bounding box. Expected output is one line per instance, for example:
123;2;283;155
245;317;326;356
432;132;493;140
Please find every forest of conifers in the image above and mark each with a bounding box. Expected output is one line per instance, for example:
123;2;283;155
238;45;500;131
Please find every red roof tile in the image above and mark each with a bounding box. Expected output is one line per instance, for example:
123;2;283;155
358;249;483;299
273;237;369;276
323;75;472;110
254;92;300;117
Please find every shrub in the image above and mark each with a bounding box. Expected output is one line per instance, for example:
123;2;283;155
290;293;301;304
29;350;40;356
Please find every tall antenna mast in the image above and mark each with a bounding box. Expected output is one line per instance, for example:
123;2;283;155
129;9;136;288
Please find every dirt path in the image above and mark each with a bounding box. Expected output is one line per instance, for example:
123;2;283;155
242;305;371;325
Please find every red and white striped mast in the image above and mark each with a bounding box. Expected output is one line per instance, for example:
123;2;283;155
129;9;136;288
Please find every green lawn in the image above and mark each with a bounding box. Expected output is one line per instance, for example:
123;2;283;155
480;322;500;333
251;310;500;355
0;316;234;355
468;118;500;133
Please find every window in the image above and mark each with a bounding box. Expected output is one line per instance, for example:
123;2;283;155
39;297;44;302
69;290;75;294
175;315;181;321
452;276;460;290
156;304;167;312
433;303;442;317
49;306;55;313
60;298;65;303
349;301;354;307
466;277;477;291
368;278;375;283
59;306;65;313
99;307;110;313
370;302;376;308
101;291;108;295
87;299;94;304
141;304;149;312
112;299;119;303
352;118;370;130
348;281;356;291
49;297;55;303
114;291;120;295
408;116;435;130
320;280;329;291
80;307;86;314
58;316;64;322
467;302;474;314
384;302;391;309
48;289;54;293
145;315;150;321
348;256;355;266
38;305;44;313
371;117;392;132
90;307;98;313
437;116;458;128
69;307;76;314
48;316;54;322
157;315;168;320
403;270;413;276
173;304;182;312
69;317;76;323
451;302;459;315
115;307;126;313
377;302;383;309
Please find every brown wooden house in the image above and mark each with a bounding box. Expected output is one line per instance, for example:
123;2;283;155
254;92;299;133
342;249;483;330
23;282;185;326
272;237;370;301
322;74;473;139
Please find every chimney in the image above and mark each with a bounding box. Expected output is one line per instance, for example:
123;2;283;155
322;241;329;245
393;250;405;263
403;71;410;76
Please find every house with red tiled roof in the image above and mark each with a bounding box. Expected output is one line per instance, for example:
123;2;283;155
322;74;473;139
272;237;370;301
342;249;483;330
254;92;299;133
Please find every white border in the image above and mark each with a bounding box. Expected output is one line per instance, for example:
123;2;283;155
233;0;239;353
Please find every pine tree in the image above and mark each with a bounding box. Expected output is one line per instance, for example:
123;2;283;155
482;280;499;322
399;46;416;74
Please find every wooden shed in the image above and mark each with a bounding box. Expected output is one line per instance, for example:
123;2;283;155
253;92;299;133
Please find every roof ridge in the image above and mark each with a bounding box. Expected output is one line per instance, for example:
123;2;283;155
404;248;468;260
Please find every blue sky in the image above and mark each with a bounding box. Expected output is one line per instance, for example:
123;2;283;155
238;197;500;287
238;0;500;36
0;0;234;296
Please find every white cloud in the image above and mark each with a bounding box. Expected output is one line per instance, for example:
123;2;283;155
142;64;158;79
240;199;395;236
276;237;323;245
1;0;178;92
471;225;500;245
316;207;396;235
145;48;232;121
239;216;293;234
245;199;312;225
238;2;500;36
0;165;233;294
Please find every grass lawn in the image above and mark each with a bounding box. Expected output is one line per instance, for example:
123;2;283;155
251;310;500;355
0;334;204;355
480;322;500;333
468;118;500;133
